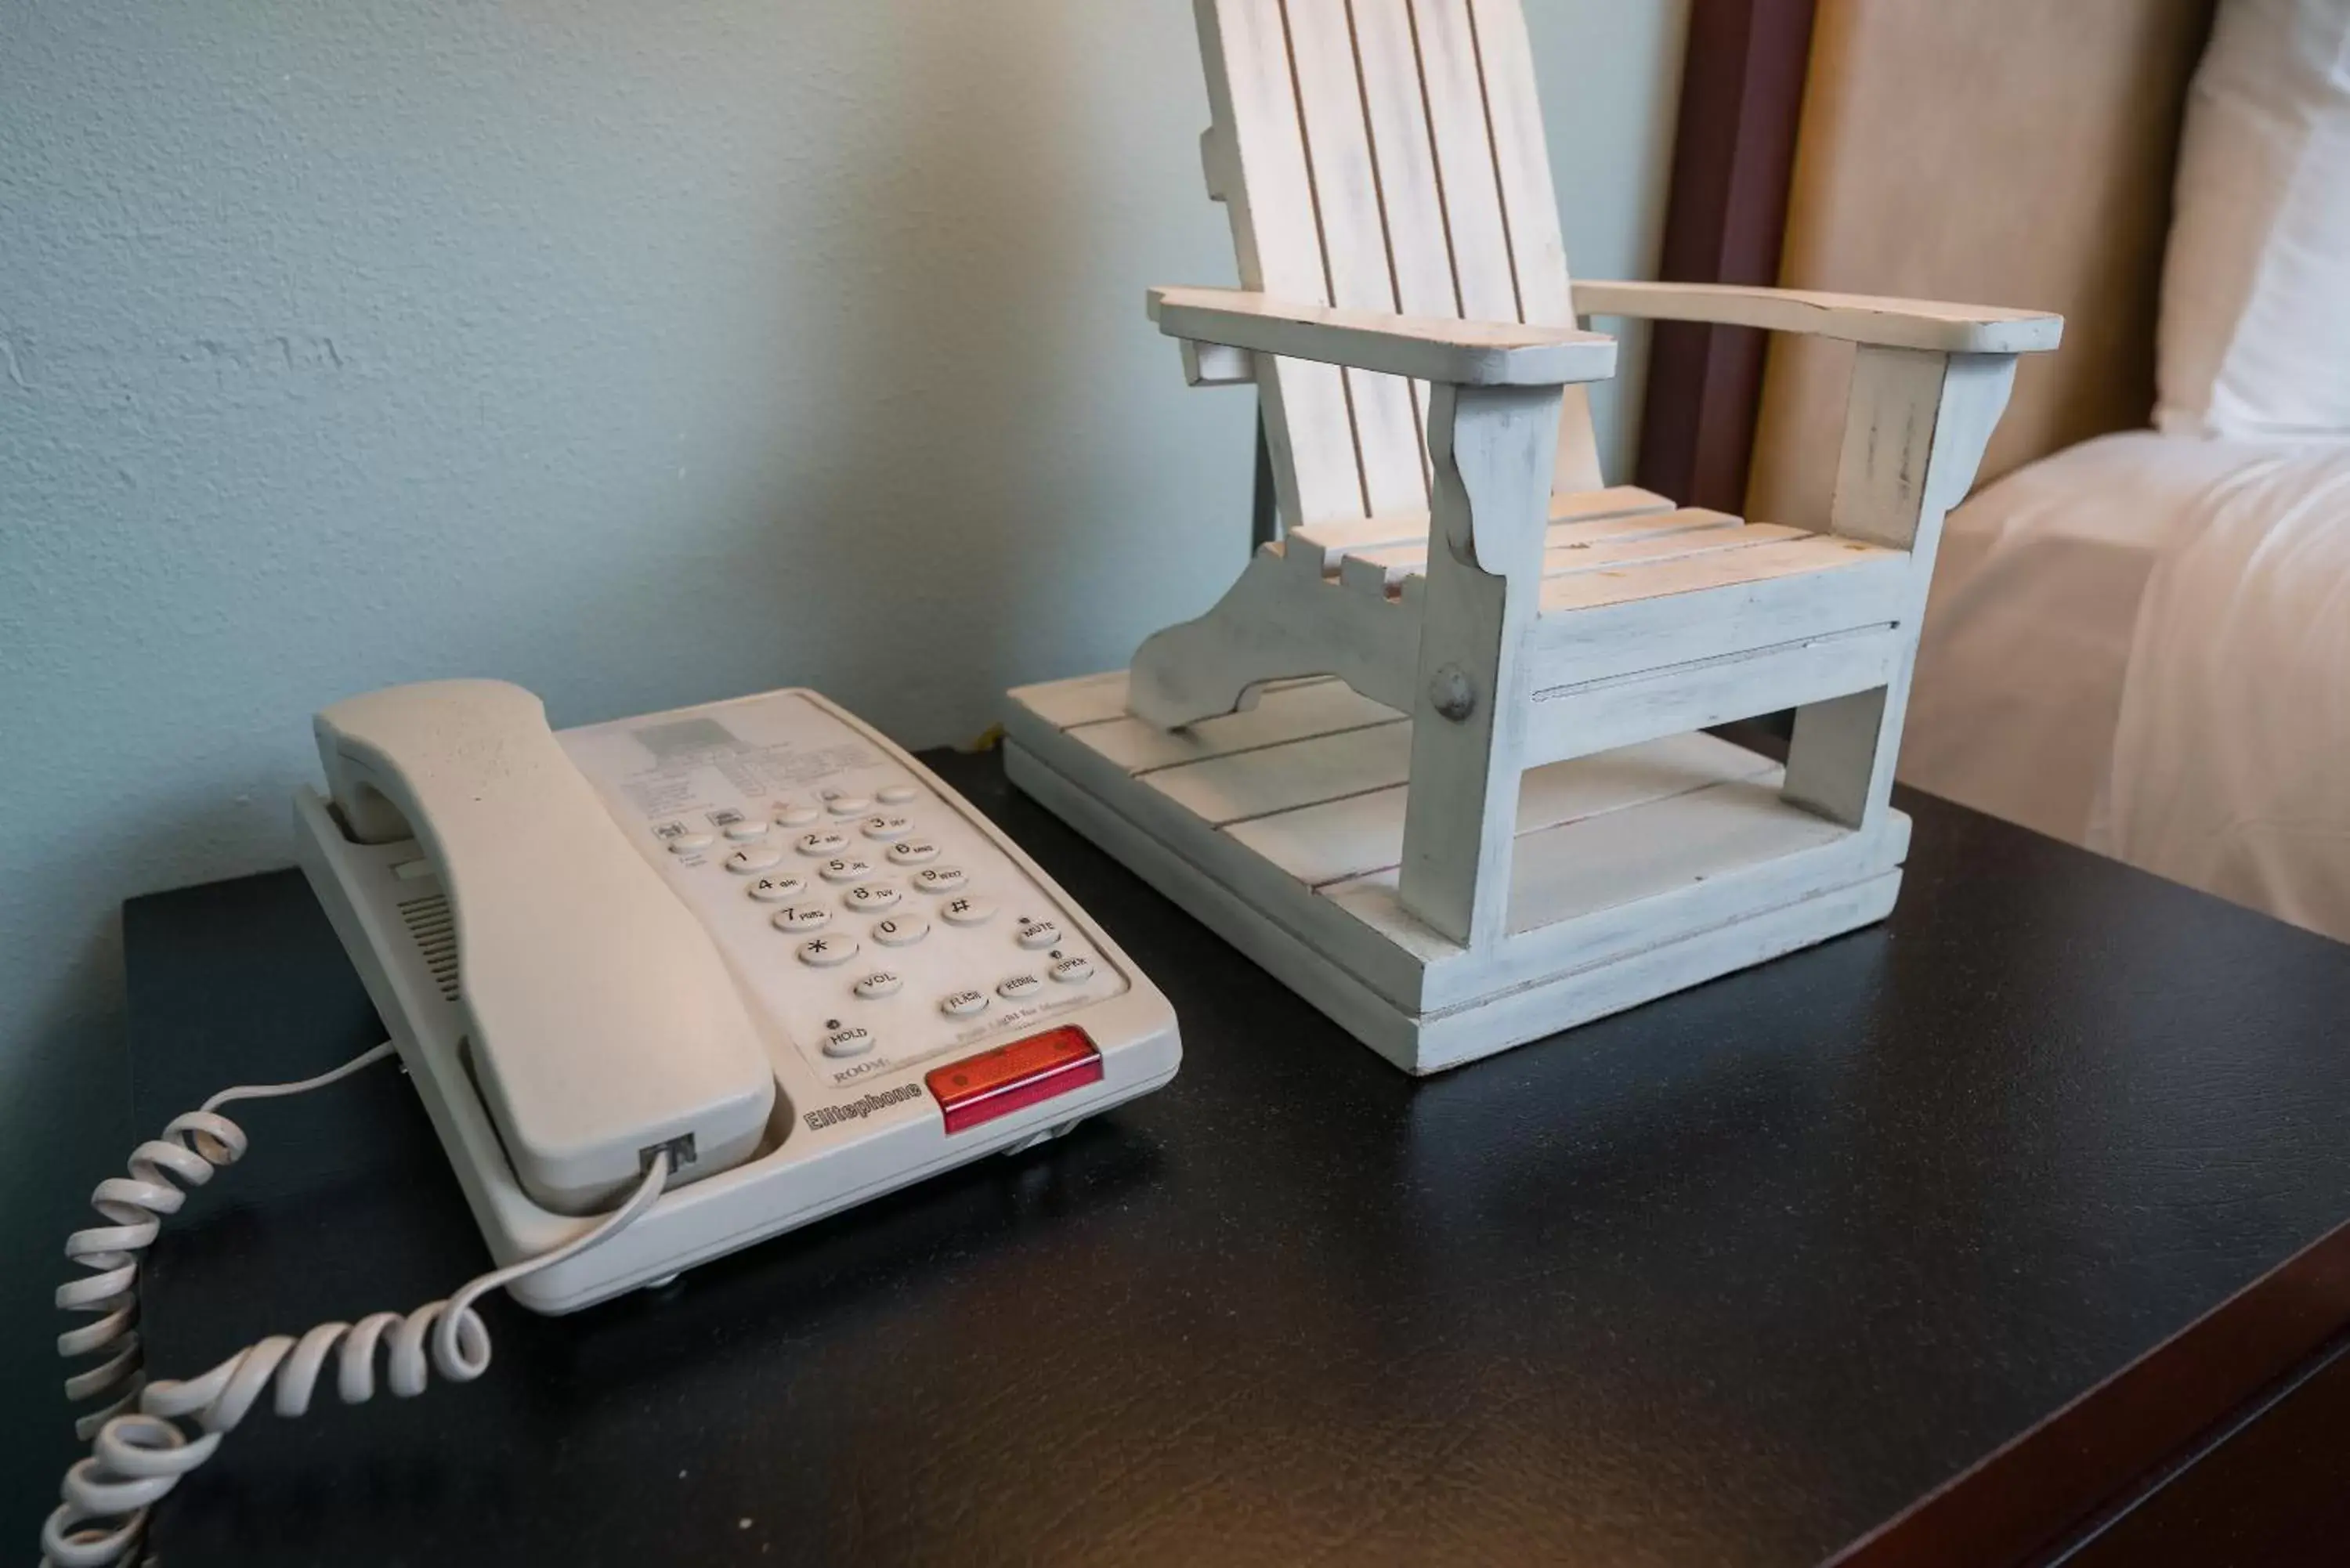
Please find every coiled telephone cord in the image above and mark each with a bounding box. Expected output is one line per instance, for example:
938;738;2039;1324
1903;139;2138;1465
43;1042;669;1568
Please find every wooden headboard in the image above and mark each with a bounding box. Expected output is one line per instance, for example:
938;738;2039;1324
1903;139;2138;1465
1640;0;2214;526
1746;0;2213;522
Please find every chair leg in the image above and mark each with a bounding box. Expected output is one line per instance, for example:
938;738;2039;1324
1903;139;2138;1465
1784;349;2019;831
1397;385;1560;949
1782;655;1910;830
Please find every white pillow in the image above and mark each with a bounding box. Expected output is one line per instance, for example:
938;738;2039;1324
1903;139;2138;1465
2156;0;2350;440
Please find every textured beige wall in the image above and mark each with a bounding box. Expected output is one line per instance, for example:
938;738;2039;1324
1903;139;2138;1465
1748;0;2214;526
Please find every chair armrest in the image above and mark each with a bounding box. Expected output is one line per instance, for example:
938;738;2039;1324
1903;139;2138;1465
1570;280;2063;355
1148;286;1617;388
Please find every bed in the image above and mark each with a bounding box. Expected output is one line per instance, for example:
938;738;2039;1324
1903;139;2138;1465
1908;432;2350;941
1730;0;2350;944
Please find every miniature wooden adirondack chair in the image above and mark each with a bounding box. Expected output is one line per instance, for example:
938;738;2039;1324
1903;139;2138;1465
1007;0;2059;1071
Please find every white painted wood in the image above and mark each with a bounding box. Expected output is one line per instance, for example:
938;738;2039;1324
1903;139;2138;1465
1523;623;1905;768
1332;807;1907;1013
1549;485;1678;524
1224;728;1777;888
1347;0;1455;493
1571;280;2064;354
1398;381;1559;945
1007;690;1443;1010
1179;338;1255;386
1005;668;1134;730
1412;0;1520;326
1126;550;1421;727
1063;674;1401;774
1540;514;1773;574
1409;869;1901;1072
1340;509;1758;591
1005;735;1426;1069
1283;0;1427;518
1194;0;1362;526
1538;533;1896;613
1784;349;2019;829
1146;720;1414;826
1467;0;1604;493
1151;286;1616;388
1284;484;1672;577
1003;702;1910;1073
1520;549;1913;687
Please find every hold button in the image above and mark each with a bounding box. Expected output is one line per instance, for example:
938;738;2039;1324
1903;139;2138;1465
925;1026;1103;1135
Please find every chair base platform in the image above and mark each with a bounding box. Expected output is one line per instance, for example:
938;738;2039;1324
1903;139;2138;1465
1004;670;1907;1075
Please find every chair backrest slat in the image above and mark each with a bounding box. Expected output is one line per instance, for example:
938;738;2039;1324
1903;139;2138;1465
1285;1;1430;516
1196;0;1605;530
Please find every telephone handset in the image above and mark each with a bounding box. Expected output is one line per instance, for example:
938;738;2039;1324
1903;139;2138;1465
296;678;1182;1310
315;681;773;1211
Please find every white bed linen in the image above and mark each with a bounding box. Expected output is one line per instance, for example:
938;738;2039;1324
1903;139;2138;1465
1902;429;2350;943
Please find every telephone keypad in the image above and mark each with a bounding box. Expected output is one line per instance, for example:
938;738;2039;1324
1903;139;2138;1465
597;692;1130;1090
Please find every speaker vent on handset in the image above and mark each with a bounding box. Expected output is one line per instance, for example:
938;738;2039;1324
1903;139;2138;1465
396;892;462;1002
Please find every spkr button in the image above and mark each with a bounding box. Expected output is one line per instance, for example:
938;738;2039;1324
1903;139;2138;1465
1050;955;1094;984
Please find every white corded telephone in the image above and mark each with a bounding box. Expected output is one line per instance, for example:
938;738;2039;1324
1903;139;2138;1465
46;680;1180;1566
